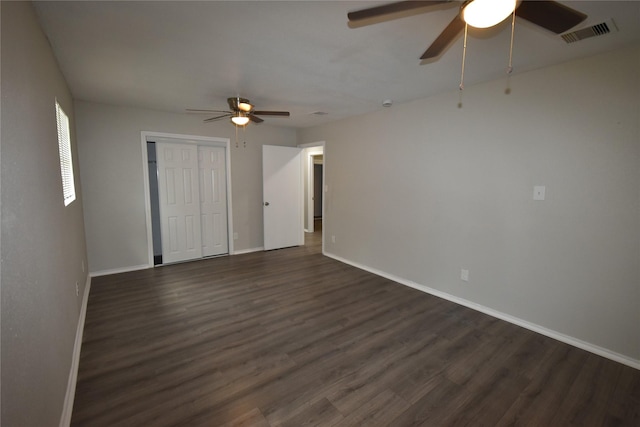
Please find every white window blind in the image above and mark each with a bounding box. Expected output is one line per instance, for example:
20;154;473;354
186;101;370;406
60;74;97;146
55;101;76;206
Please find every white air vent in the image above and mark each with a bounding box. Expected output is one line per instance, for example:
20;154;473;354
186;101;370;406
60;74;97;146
561;19;617;44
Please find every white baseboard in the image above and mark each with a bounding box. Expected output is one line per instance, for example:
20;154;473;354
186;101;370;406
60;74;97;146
90;264;149;277
233;247;264;255
323;252;640;370
90;252;268;275
59;274;91;427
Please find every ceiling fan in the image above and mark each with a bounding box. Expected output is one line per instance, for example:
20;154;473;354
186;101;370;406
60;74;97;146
187;97;290;126
348;0;587;60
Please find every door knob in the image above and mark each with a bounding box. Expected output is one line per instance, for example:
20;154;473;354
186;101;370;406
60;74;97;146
264;202;270;206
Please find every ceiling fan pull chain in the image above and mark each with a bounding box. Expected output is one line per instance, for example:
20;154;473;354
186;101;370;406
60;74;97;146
505;9;516;94
458;23;469;109
235;124;239;148
243;125;247;148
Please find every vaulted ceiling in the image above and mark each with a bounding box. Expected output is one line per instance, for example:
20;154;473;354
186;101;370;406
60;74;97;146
34;1;640;128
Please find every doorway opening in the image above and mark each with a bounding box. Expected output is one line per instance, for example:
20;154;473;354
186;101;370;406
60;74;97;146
300;143;325;251
312;155;323;227
147;142;163;265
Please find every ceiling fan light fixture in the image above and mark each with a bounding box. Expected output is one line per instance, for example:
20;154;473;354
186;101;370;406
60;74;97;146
462;0;516;29
238;102;253;112
231;113;250;126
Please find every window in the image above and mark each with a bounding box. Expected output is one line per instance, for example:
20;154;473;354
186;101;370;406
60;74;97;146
55;100;76;206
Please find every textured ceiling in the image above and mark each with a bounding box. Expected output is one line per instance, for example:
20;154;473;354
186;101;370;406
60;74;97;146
34;1;640;128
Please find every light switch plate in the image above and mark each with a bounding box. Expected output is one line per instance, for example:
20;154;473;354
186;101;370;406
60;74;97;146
533;186;546;201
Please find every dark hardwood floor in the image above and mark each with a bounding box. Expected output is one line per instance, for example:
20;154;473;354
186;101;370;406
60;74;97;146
72;225;639;426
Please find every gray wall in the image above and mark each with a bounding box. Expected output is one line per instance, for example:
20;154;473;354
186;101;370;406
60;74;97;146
74;101;297;273
1;2;89;426
299;44;640;363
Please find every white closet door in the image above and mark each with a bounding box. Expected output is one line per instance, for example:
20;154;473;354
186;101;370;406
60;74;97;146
198;146;229;257
156;142;203;263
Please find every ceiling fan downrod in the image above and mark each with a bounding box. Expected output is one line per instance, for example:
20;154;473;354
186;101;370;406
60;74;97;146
505;8;517;94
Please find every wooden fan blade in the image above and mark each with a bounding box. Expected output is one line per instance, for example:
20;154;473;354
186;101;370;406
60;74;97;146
348;0;453;22
204;113;232;123
186;109;231;114
252;111;290;117
420;14;465;60
248;114;264;123
516;0;586;34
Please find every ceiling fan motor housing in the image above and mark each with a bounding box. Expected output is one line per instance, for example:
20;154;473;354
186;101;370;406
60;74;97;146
229;97;253;112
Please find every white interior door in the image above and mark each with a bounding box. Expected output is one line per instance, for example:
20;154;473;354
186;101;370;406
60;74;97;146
263;145;303;251
198;145;228;257
156;142;203;263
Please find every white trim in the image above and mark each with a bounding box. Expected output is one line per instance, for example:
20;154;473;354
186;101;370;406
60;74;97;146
141;133;154;267
90;264;149;278
140;131;234;267
323;251;640;370
233;247;264;255
307;151;314;233
298;141;326;149
299;148;305;247
59;275;91;427
224;143;234;256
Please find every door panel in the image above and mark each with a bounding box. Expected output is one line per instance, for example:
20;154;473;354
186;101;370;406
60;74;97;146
199;146;229;257
263;145;303;251
156;142;203;263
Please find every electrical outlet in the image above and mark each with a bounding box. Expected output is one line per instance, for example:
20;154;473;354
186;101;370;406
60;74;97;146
75;282;79;296
461;269;469;282
533;186;546;201
331;235;336;243
233;232;239;240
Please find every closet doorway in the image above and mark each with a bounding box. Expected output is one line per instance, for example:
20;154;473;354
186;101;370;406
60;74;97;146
142;132;233;266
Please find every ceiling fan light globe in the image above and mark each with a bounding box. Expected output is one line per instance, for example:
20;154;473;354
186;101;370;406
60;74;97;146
231;115;250;126
462;0;516;29
238;102;253;112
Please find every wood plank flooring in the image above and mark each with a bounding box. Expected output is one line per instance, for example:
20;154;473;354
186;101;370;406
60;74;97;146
72;228;640;426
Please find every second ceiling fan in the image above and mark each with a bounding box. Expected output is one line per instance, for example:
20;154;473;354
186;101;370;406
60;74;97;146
348;0;587;60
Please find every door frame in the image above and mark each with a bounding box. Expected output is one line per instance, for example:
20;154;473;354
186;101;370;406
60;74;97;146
310;156;323;223
299;141;325;253
141;131;233;267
